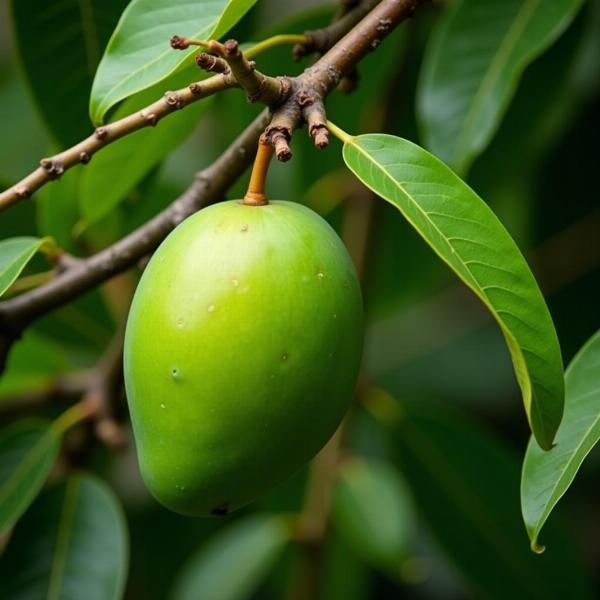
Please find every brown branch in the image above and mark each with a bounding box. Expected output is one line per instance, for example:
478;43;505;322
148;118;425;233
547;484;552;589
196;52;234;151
207;39;291;105
265;0;426;159
0;0;428;373
293;0;381;60
0;75;237;212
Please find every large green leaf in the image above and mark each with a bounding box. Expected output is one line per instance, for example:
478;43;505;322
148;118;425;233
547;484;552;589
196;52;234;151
170;514;290;600
10;0;128;146
80;65;211;227
90;0;257;123
332;458;414;570
521;329;600;551
0;474;129;600
0;237;53;298
0;419;60;534
417;0;584;174
337;132;563;449
366;391;594;599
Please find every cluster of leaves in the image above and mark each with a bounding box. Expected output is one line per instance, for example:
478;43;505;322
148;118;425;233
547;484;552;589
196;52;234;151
0;0;599;598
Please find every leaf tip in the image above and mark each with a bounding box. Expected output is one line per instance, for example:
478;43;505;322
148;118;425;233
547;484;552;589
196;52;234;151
530;540;546;554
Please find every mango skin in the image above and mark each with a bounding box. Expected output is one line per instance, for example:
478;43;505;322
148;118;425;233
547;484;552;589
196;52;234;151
124;200;363;516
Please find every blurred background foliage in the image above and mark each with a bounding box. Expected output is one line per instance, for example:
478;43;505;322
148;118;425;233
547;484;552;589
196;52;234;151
0;0;599;598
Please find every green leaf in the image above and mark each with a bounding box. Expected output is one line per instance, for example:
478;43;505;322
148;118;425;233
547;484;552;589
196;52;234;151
0;419;60;534
368;392;594;600
0;237;52;298
332;458;414;570
9;0;128;146
37;168;82;251
0;332;69;400
90;0;258;123
170;514;290;600
521;329;600;552
339;132;563;449
0;474;129;600
80;65;212;227
417;0;584;174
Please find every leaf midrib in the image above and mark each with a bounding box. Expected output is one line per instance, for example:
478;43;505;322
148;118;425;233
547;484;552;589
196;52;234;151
0;241;40;293
347;136;534;404
0;428;57;510
532;405;600;542
47;478;80;600
453;0;539;164
93;1;222;120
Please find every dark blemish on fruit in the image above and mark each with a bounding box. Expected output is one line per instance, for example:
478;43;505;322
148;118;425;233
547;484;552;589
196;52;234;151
171;367;180;379
211;503;229;516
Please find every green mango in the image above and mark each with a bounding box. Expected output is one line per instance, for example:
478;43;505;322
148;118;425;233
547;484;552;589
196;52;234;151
124;200;363;516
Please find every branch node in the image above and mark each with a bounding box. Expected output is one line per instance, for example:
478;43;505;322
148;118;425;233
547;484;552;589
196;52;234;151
79;151;91;164
195;52;230;74
326;65;342;86
223;39;239;56
40;158;64;179
15;185;31;199
188;82;201;95
140;110;159;126
377;17;393;32
271;132;292;162
95;127;108;140
164;91;184;109
170;35;189;50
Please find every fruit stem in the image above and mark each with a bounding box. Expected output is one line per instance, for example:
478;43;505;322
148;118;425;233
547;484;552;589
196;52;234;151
243;136;274;206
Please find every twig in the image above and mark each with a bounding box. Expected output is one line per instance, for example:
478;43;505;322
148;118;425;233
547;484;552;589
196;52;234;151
207;39;290;105
265;0;426;159
0;0;428;373
293;0;381;60
0;76;236;211
0;34;305;213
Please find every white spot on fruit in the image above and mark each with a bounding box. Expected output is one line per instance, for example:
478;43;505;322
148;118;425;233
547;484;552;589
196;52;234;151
240;224;248;232
231;278;239;287
207;304;215;313
171;368;180;379
317;271;324;279
160;403;166;409
281;353;289;362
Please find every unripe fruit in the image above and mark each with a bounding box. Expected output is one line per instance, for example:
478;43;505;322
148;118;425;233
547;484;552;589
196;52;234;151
124;200;363;516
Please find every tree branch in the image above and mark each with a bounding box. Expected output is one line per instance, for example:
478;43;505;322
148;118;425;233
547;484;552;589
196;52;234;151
0;110;269;370
0;34;305;214
293;0;381;60
0;0;428;373
0;75;237;212
264;0;426;158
